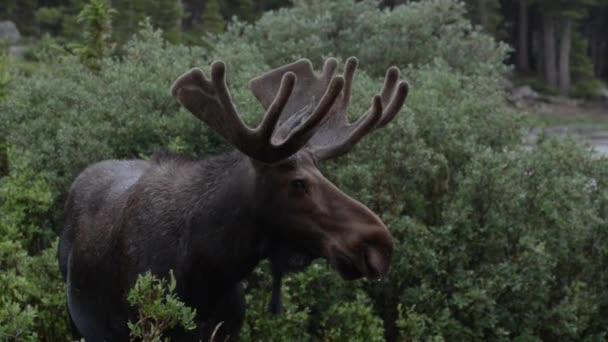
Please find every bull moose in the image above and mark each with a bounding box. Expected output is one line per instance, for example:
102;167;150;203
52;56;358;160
58;56;409;341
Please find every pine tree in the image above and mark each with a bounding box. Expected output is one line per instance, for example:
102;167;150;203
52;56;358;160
76;0;116;67
464;0;504;39
238;0;257;22
201;0;225;34
112;0;181;43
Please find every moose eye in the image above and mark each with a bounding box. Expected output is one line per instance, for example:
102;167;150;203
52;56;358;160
290;179;307;192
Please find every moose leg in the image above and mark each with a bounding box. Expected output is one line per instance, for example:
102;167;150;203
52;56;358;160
200;283;246;341
66;303;83;340
67;283;129;342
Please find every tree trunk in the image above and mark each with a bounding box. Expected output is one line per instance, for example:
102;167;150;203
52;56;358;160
542;13;558;89
517;0;530;71
558;16;572;96
479;0;489;31
176;0;183;32
591;9;608;80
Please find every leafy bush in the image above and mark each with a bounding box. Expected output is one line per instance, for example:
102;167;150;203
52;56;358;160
127;271;196;342
242;262;385;341
35;7;63;29
0;23;217;196
241;264;309;341
231;0;508;77
372;140;607;340
0;53;9;176
0;149;69;341
570;31;603;99
571;79;605;99
521;76;561;96
74;0;116;66
0;53;10;101
0;148;54;252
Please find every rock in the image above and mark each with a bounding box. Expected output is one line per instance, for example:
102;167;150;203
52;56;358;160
0;21;21;45
508;85;540;108
599;86;608;103
511;85;540;101
542;95;581;106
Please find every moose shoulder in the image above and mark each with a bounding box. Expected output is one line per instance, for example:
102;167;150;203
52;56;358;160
58;57;409;341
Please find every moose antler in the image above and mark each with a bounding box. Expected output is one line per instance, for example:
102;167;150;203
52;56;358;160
171;61;345;163
249;57;409;160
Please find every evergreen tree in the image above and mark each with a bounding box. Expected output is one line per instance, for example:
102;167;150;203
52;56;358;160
238;0;257;22
538;0;599;94
76;0;116;67
201;0;225;34
112;0;181;43
464;0;504;39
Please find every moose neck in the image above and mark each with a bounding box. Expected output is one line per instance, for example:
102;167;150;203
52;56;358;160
185;150;266;286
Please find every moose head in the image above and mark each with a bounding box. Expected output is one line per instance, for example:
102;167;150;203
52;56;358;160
171;57;408;283
59;56;408;341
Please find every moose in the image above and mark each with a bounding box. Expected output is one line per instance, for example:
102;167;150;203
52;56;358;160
58;56;408;341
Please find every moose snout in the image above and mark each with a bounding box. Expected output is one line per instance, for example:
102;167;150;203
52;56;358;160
328;225;394;281
322;184;395;280
364;244;392;279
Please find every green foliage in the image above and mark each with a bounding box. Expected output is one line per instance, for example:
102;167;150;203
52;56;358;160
570;31;604;98
202;0;226;34
320;296;385;342
0;0;39;36
242;262;385;341
521;76;561;96
0;149;69;341
233;0;508;77
0;53;10;101
0;23;215;196
0;54;7;177
241;264;309;341
127;271;196;342
463;0;504;39
75;0;116;67
112;0;182;44
35;6;63;33
0;148;54;251
237;0;257;22
571;79;606;98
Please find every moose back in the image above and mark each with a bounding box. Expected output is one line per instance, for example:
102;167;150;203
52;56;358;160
58;57;408;341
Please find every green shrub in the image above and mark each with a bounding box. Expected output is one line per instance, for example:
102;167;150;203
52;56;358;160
231;0;508;77
241;264;310;341
0;53;8;177
0;24;216;196
320;295;385;342
241;262;385;341
0;148;54;253
127;271;196;342
521;76;560;96
35;7;63;29
74;0;116;67
0;53;10;101
571;79;605;99
0;149;69;341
